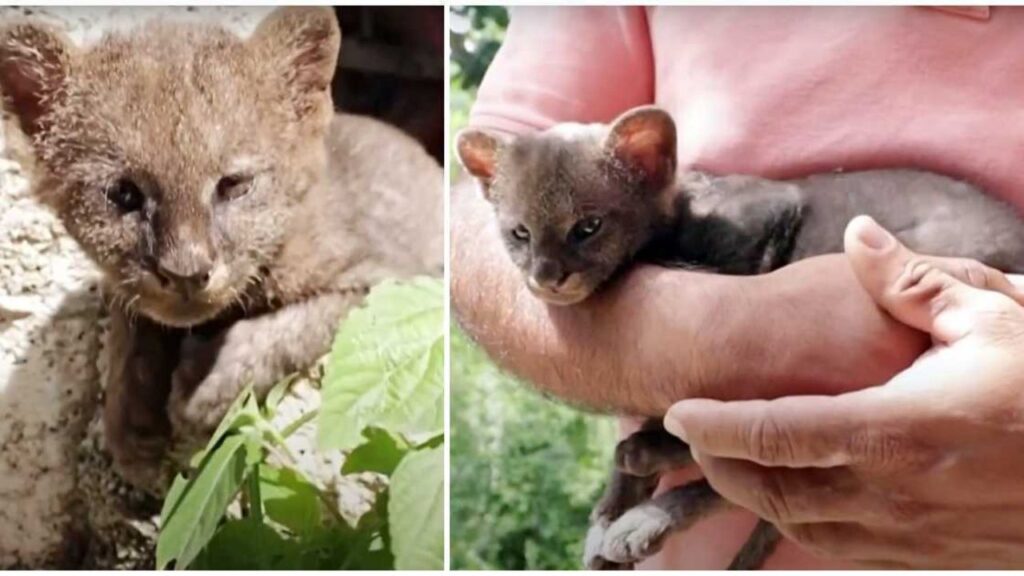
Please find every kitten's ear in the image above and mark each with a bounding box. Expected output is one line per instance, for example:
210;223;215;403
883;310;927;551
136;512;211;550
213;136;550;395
251;7;341;124
604;106;677;191
456;128;504;200
0;22;73;137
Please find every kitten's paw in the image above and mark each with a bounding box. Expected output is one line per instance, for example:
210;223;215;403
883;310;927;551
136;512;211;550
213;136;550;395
104;401;173;489
614;430;692;477
113;454;176;493
108;432;173;490
584;519;633;570
168;331;251;441
601;503;676;564
614;436;660;477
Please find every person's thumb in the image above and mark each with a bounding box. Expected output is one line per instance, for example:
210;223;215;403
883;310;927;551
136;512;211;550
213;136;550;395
844;215;1024;344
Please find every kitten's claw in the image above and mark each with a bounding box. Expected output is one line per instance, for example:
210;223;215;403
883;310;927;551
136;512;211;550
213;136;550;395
600;502;676;565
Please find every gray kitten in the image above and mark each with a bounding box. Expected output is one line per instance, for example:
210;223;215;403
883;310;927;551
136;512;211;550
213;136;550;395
0;8;442;488
457;105;1024;569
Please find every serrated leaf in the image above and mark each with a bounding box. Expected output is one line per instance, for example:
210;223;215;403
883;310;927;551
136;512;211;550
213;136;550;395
318;277;444;451
156;435;250;570
260;465;322;536
388;445;444;570
341;427;410;475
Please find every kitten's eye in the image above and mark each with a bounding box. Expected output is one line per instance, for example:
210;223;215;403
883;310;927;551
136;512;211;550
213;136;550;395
570;217;603;242
216;174;253;202
106;178;144;213
510;225;530;243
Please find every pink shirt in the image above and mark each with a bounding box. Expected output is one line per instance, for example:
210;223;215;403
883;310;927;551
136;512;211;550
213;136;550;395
469;6;1024;570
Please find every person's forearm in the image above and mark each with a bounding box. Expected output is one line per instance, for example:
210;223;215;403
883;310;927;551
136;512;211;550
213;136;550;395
451;177;929;416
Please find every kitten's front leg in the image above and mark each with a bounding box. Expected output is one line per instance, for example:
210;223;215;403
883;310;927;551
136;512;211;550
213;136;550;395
586;419;686;569
103;306;182;489
615;424;694;476
585;466;661;570
601;479;727;566
168;290;364;443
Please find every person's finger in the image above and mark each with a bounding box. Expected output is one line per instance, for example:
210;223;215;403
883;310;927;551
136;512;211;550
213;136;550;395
696;454;877;524
844;215;1024;343
665;393;921;469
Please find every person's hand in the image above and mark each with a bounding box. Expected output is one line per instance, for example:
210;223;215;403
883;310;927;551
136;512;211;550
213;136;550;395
664;215;1024;568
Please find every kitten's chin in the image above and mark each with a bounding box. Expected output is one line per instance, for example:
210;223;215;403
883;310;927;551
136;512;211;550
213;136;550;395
529;287;592;307
136;296;228;328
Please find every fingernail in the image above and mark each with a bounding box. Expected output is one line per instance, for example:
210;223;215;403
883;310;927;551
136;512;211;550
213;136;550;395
663;407;690;443
854;216;893;251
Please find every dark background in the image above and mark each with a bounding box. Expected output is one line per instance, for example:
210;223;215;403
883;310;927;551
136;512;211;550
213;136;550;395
332;6;444;163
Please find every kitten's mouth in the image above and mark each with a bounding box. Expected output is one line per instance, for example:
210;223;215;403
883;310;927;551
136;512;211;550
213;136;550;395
526;280;594;306
531;288;591;306
124;278;235;327
135;292;229;327
122;265;246;327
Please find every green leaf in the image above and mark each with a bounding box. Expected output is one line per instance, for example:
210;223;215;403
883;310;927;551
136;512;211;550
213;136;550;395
264;373;299;419
388;445;444;570
318;277;444;451
156;435;251;570
189;518;299;569
341;427;410;475
206;387;261;454
260;465;323;536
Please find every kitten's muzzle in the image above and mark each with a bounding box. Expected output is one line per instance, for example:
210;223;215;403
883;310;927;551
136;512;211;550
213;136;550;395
155;255;214;300
527;272;591;306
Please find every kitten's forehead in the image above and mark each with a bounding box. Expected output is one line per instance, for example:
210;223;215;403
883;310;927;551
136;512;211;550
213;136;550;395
54;25;284;180
497;131;610;225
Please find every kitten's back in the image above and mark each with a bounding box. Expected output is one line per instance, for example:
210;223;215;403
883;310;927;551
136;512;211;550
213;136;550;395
795;169;1024;272
270;113;443;300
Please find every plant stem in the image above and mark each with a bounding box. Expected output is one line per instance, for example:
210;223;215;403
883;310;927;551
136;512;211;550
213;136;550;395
281;408;320;439
247;462;263;523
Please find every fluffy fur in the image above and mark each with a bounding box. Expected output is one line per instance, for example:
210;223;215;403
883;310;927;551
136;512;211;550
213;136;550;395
0;8;442;488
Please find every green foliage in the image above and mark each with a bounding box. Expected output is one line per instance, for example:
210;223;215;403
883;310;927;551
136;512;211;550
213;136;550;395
156;277;444;570
449;6;508;179
450;328;618;570
319;277;444;451
450;6;508;92
389;445;445;570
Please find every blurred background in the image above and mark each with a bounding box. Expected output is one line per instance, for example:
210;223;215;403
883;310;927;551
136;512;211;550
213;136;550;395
449;6;619;570
334;6;444;163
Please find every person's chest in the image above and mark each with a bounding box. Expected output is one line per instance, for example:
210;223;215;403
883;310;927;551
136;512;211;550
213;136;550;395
648;6;1024;210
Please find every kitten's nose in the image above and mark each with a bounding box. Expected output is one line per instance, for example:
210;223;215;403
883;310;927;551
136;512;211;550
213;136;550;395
529;260;569;292
156;252;214;297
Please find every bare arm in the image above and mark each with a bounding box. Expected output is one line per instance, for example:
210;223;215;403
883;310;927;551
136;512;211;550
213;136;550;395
451;176;930;416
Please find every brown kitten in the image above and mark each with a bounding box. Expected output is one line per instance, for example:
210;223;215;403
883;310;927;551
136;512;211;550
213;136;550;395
0;7;442;488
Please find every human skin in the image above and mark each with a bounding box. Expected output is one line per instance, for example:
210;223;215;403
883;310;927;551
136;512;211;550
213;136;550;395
666;216;1024;568
452;176;933;416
